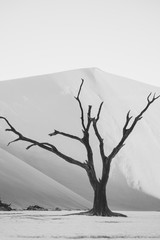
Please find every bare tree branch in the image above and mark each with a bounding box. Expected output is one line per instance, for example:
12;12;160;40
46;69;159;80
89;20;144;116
107;92;160;163
8;138;20;146
49;130;82;142
92;102;106;162
74;79;86;130
0;116;86;169
26;142;58;151
86;105;93;131
72;80;98;184
137;92;160;119
96;102;104;121
93;120;106;162
123;110;133;135
26;143;37;150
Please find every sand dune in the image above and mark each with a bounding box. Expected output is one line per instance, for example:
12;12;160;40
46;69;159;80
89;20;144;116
0;68;160;210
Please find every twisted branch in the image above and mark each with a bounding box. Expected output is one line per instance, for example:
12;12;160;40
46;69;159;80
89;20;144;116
107;92;160;162
0;116;85;169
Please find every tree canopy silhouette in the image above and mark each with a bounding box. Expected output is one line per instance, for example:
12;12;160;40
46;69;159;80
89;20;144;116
0;79;159;216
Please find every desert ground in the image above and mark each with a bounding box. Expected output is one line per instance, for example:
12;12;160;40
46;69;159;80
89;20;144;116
0;210;160;240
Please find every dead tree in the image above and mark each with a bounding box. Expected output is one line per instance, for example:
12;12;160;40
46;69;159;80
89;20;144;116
0;80;159;217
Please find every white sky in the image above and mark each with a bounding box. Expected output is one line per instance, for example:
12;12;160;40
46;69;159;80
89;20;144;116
0;0;160;86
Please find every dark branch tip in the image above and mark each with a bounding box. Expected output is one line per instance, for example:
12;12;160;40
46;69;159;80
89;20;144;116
127;110;130;116
138;116;143;120
127;110;131;118
147;92;160;103
5;128;11;131
95;101;104;121
155;94;160;100
49;130;58;136
7;138;20;146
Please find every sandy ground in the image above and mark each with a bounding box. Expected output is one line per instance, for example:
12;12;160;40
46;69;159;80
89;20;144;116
0;211;160;239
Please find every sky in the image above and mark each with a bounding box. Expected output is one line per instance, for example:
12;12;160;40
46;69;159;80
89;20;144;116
0;0;160;86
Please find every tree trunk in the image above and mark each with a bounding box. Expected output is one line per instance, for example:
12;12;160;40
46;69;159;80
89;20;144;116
92;183;109;216
87;182;127;217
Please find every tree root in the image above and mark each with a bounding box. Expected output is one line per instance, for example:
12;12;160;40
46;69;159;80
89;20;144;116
86;209;127;217
66;209;127;217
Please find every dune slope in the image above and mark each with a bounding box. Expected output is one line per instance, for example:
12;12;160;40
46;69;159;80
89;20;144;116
0;68;160;210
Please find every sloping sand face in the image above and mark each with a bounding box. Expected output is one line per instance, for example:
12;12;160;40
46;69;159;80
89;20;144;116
0;68;160;210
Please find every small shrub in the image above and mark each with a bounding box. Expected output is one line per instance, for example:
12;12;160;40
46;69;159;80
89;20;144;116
0;199;12;211
26;205;48;211
55;207;61;211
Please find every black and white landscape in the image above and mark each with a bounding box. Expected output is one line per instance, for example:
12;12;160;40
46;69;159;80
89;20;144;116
1;0;160;238
0;68;160;238
0;67;160;210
